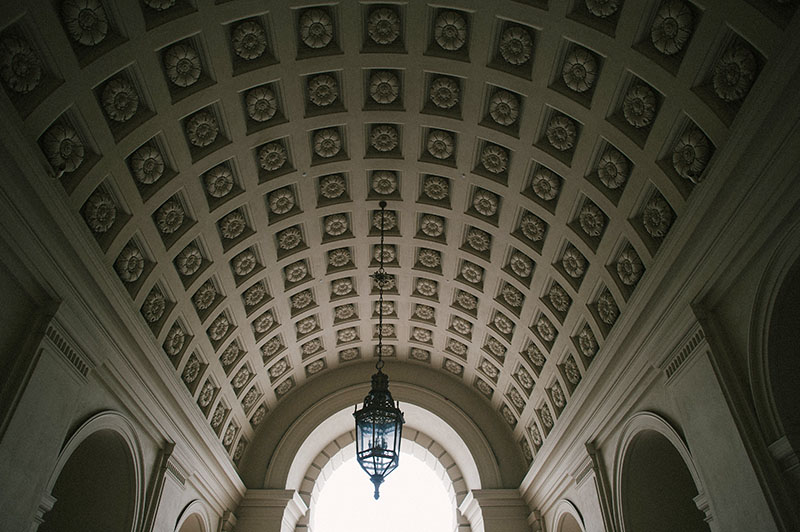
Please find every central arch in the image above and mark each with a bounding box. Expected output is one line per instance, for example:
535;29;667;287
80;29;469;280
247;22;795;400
240;361;526;491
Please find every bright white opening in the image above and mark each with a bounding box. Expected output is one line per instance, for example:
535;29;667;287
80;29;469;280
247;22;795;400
314;453;454;532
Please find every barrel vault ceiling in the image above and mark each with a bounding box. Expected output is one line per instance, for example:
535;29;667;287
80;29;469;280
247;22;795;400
0;0;792;469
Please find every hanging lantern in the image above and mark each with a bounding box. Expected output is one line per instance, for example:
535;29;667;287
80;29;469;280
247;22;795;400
354;200;405;499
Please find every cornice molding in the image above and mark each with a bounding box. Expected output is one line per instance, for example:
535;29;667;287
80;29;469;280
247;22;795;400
43;319;93;383
659;320;707;385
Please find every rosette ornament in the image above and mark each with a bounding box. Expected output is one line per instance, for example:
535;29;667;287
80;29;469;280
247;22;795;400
371;171;397;195
617;246;644;286
246;86;277;122
423;175;448;200
651;0;693;56
509;251;533;278
278;227;302;251
313;128;342;158
429;77;459;109
185;111;219;148
320;174;346;199
489;90;520;126
219;211;247;240
499;26;532;65
596;290;619;325
585;0;619;18
176;245;202;276
258;142;287;171
597;148;629;190
142;288;166;324
102;78;139;123
713;44;757;102
83;190;116;234
562;48;597;93
426;130;454;160
419;214;444;238
308;74;338;107
480;144;509;174
115;244;144;283
61;0;108;46
520;212;545;242
623;84;657;128
546;115;577;151
531;168;560;201
367;8;400;45
579;203;605;237
562;246;586;278
434;11;467;51
156;199;185;235
369;70;399;104
42;123;85;174
231;21;267;60
370;125;399;152
204;165;233;198
672;128;711;182
163;43;201;88
130;145;164;185
299;9;333;49
642;196;673;238
472;189;499;216
0;36;43;94
268;188;295;215
232;250;256;276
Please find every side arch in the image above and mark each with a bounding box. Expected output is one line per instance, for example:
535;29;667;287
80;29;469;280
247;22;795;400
551;499;585;532
175;499;213;532
613;411;710;532
749;216;800;446
40;410;146;532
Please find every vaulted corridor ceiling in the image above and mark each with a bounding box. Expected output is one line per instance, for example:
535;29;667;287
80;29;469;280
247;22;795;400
1;0;792;467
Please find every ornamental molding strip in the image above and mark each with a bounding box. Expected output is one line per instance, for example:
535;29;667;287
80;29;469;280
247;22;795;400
570;453;595;488
166;455;188;487
660;320;707;384
43;319;92;382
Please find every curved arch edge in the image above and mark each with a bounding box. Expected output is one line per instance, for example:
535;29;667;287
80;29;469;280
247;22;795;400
612;411;709;531
43;410;147;532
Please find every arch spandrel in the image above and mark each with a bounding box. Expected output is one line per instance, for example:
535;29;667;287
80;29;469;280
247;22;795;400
239;360;525;490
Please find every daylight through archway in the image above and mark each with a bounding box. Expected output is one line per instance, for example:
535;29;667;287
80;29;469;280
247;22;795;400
313;452;455;532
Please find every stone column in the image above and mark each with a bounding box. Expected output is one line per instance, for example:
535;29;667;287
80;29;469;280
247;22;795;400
459;489;532;532
236;489;308;532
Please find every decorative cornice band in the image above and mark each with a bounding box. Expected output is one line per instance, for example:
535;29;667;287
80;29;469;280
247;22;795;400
44;322;91;381
166;456;188;486
662;324;706;382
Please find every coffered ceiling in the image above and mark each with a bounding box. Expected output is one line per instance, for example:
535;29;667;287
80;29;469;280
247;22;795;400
0;0;791;469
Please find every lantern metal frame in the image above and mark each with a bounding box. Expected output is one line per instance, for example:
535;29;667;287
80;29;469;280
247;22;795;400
354;200;405;499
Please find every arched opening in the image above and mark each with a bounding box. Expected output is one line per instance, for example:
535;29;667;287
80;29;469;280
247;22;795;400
303;427;469;532
313;452;455;532
558;513;582;532
620;429;709;532
767;256;800;452
177;514;206;532
40;428;137;532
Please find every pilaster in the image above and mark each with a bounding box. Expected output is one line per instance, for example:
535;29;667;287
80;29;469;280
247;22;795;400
460;489;532;532
235;489;308;532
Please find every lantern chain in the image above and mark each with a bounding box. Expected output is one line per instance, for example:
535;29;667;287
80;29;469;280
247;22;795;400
372;200;388;371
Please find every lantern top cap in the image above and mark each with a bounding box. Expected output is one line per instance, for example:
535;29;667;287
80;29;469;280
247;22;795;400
371;370;389;391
